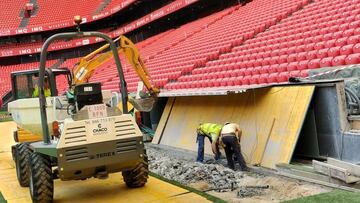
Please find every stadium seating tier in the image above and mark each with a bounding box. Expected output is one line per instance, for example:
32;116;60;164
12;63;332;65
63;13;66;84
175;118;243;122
1;0;360;99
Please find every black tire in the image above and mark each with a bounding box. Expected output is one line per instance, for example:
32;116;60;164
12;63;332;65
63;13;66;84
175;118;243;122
122;152;149;188
15;143;32;187
29;152;53;203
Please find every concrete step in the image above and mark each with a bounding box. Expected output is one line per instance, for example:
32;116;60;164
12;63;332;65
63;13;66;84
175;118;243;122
348;115;360;130
327;158;360;177
276;163;347;185
344;129;360;136
276;163;360;191
312;160;360;184
348;129;360;134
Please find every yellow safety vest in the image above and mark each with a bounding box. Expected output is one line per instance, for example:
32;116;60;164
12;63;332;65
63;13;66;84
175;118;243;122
198;123;223;141
33;86;51;97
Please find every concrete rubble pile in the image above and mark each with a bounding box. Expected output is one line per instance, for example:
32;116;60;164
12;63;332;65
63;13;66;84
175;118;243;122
147;147;246;190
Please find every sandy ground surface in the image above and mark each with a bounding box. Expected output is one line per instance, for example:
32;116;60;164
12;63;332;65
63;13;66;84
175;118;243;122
207;176;330;203
146;144;331;203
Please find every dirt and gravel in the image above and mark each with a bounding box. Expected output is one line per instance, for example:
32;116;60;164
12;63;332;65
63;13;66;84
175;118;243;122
146;144;331;203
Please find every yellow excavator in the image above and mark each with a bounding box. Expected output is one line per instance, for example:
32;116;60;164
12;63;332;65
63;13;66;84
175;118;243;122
73;35;159;94
72;35;160;111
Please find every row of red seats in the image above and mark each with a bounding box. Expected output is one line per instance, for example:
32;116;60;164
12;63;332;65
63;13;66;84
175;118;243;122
165;70;309;90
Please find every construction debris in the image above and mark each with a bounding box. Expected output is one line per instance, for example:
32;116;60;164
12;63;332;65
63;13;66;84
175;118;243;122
146;145;331;203
237;187;266;198
147;146;246;189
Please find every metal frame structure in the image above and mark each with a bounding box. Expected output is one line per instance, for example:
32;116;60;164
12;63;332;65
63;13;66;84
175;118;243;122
37;31;129;145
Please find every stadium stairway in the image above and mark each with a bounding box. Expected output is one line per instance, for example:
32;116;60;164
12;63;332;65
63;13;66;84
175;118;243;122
0;0;111;30
19;0;39;28
26;0;104;27
94;0;112;15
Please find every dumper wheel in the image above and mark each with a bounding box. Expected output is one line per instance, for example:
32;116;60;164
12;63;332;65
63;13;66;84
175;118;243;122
15;143;32;187
122;151;149;188
29;152;53;203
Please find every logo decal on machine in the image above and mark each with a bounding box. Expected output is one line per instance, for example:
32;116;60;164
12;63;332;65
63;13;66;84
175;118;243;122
93;123;108;135
89;151;116;159
96;152;116;159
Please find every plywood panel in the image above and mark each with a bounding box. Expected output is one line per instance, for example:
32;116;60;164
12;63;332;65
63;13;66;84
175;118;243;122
159;86;315;169
152;97;175;144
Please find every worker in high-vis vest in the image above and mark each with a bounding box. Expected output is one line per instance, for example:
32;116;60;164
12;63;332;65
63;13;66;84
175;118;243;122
220;122;248;171
196;123;223;163
33;77;51;97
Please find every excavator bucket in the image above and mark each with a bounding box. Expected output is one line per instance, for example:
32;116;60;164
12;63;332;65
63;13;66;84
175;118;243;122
128;96;156;112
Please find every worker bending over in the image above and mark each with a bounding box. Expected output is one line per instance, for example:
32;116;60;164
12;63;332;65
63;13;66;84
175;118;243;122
220;122;248;171
196;123;222;163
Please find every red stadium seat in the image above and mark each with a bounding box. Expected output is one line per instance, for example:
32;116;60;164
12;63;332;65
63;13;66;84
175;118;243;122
340;44;354;55
328;46;341;57
354;43;360;53
267;73;278;83
332;55;347;66
297;60;308;70
320;57;334;67
277;72;289;82
308;59;321;69
347;35;360;45
317;48;329;58
335;37;348;46
306;50;318;60
287;62;299;71
345;54;360;65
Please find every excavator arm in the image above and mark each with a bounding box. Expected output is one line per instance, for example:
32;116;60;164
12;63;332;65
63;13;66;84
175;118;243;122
72;35;159;95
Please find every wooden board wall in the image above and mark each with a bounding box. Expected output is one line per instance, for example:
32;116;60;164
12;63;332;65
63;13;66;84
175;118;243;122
156;86;315;169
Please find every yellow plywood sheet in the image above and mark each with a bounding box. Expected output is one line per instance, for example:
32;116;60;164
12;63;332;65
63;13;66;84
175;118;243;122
0;122;210;203
152;97;175;144
159;86;315;169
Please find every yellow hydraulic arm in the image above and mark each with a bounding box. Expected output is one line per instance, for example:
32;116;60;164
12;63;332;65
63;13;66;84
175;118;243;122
72;35;159;95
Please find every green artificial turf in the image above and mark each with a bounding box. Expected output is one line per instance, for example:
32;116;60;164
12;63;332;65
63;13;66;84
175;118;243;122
0;192;6;203
0;111;12;122
284;190;360;203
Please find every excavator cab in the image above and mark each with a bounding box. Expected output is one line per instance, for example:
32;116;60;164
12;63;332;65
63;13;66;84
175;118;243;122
9;68;71;101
